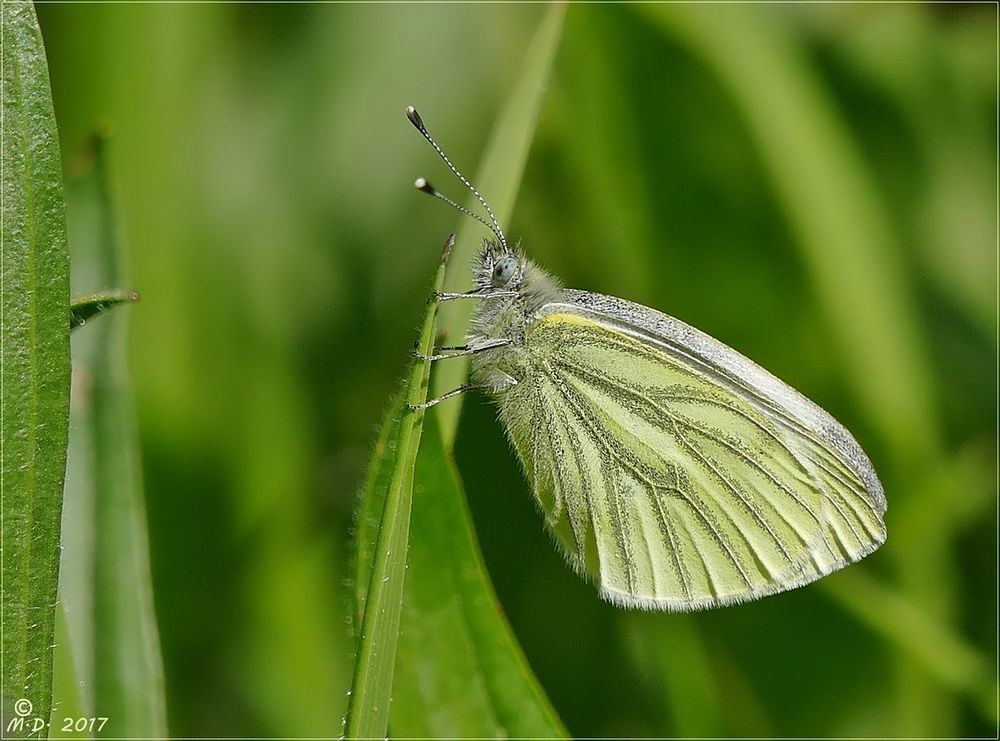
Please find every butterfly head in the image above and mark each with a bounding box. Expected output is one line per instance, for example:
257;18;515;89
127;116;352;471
475;238;525;292
491;255;519;287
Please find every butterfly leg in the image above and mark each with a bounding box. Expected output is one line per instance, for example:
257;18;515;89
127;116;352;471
408;371;516;410
436;289;517;301
408;384;477;410
414;337;512;361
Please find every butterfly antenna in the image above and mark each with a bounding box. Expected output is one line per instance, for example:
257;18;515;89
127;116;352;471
413;178;498;235
405;105;508;251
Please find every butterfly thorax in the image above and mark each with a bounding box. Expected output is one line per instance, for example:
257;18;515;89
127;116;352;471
466;241;561;394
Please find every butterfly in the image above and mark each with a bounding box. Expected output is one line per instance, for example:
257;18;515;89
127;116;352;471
405;106;886;611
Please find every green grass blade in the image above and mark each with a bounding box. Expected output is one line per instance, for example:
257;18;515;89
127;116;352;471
432;2;565;446
391;413;567;738
1;3;72;727
60;137;167;736
351;394;405;637
48;604;87;739
69;289;139;331
345;235;453;740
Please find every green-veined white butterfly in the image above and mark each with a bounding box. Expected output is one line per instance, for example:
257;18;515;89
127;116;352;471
406;106;886;612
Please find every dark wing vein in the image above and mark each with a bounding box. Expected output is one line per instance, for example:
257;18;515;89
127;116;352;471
544;358;755;592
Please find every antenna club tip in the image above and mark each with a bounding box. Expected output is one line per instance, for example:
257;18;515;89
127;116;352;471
405;105;424;128
414;177;434;194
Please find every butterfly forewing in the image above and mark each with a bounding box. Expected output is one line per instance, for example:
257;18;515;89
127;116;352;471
498;292;886;611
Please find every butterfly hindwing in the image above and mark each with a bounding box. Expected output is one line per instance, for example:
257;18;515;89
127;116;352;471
497;293;886;611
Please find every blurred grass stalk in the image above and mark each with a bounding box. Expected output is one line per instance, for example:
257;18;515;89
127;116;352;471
56;135;167;737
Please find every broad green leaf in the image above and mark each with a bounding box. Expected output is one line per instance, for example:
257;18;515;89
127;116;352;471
1;3;72;728
69;289;139;330
59;137;167;736
344;234;453;740
432;2;566;446
391;413;567;738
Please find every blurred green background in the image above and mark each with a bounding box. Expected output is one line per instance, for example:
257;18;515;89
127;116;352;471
37;3;995;738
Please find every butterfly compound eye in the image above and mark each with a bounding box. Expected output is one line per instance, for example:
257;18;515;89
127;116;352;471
492;256;517;286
